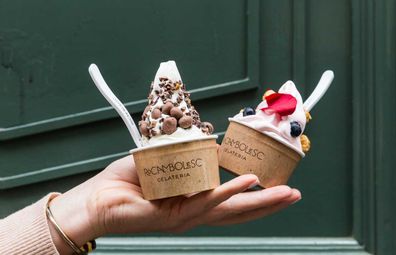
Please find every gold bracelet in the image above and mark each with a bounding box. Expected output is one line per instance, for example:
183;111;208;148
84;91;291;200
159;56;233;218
46;205;95;254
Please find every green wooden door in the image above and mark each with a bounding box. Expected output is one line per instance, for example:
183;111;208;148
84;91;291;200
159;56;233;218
1;0;395;254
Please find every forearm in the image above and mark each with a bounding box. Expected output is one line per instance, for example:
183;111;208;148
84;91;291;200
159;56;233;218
0;176;102;255
0;193;60;255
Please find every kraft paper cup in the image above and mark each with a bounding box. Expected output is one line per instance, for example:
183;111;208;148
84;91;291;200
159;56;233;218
130;136;220;200
219;120;303;188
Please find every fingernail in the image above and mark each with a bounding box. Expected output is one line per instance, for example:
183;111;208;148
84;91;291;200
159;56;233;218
292;198;302;204
248;179;260;189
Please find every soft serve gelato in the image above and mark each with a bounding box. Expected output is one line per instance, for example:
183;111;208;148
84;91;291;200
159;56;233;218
139;61;214;146
231;81;310;156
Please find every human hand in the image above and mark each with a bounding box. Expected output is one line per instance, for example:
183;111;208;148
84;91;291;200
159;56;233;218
49;156;301;254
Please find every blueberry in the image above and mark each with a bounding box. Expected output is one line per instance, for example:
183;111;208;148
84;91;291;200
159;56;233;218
243;107;256;116
290;121;302;137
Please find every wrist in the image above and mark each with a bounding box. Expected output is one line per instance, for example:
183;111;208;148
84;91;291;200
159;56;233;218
48;180;103;252
47;209;74;255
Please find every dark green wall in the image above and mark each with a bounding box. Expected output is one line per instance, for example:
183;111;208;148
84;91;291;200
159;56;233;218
1;0;394;254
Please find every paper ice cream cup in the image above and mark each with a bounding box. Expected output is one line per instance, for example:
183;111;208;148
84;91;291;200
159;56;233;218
219;120;302;188
130;136;220;200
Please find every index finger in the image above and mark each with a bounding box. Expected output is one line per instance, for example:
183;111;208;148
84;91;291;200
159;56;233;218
180;174;259;220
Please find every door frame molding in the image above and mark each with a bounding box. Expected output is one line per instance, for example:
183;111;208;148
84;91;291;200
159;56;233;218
352;0;396;253
94;237;368;254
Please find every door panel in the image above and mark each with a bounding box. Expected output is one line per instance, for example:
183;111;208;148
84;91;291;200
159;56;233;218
0;0;258;187
1;0;360;251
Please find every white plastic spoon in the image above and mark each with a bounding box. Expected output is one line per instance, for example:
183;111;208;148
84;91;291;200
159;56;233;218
88;64;142;148
303;70;334;112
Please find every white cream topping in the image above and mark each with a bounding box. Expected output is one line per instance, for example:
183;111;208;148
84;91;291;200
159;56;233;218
141;125;205;146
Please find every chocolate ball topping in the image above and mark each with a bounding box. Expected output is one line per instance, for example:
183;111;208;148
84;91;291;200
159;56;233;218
151;108;161;119
139;121;149;137
179;116;193;129
162;101;173;115
162;117;177;135
201;122;214;134
170;107;183;119
142;105;150;119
